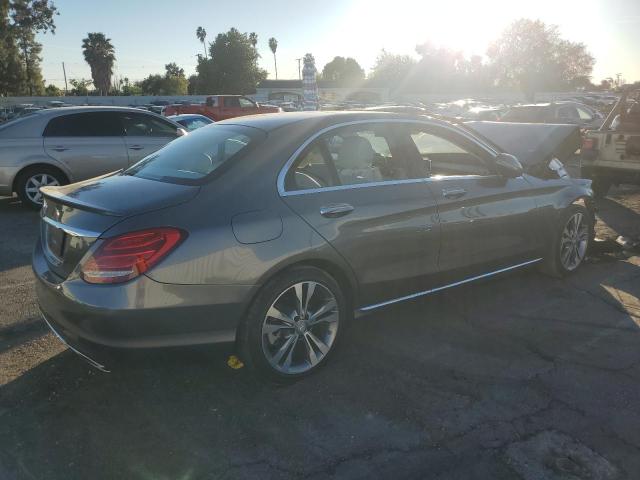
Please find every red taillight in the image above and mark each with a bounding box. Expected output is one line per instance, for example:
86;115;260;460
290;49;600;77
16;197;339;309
81;227;186;284
582;137;597;151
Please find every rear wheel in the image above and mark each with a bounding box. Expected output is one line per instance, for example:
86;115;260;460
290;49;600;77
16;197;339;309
542;205;592;278
241;266;347;383
15;166;67;210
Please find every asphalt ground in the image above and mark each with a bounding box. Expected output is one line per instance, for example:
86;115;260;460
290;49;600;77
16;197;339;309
0;187;639;480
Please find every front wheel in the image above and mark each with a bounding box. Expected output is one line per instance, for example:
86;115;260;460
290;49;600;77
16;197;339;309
241;266;347;382
541;205;593;278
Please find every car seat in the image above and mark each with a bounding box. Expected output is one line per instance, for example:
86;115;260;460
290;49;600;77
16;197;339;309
336;136;383;184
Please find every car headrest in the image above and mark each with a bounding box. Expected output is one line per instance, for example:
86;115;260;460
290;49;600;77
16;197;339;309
338;136;375;169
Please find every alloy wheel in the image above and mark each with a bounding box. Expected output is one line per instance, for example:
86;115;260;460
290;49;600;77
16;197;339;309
261;281;339;375
25;173;59;205
560;212;589;271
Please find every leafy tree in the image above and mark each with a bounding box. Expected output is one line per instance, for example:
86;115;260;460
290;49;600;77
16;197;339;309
268;37;278;79
121;77;142;96
368;50;417;92
196;26;207;59
82;32;116;95
0;0;26;96
3;0;57;95
187;74;199;94
196;28;267;94
411;43;493;93
165;62;184;77
69;78;92;96
487;19;594;99
44;83;61;96
321;56;364;84
138;63;188;95
249;32;258;48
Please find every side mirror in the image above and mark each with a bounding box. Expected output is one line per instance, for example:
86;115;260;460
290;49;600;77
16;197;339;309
494;153;524;178
176;128;188;137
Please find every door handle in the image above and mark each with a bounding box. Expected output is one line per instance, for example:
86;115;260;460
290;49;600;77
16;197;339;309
52;146;68;152
320;203;354;218
129;145;144;151
442;187;467;199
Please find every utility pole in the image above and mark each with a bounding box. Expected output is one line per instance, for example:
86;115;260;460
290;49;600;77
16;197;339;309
296;58;302;80
62;62;68;95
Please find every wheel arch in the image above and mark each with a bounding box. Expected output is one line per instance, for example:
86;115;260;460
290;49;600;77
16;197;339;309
12;161;71;193
234;255;359;346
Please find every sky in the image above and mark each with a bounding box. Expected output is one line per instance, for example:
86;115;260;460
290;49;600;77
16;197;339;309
38;0;640;88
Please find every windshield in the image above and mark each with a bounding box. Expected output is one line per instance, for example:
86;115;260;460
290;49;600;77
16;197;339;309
124;124;265;184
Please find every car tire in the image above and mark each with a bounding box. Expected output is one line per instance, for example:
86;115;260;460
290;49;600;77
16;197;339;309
541;205;593;278
591;177;611;199
240;266;347;383
15;166;67;210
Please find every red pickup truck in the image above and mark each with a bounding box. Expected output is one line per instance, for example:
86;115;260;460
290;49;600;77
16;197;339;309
163;95;281;121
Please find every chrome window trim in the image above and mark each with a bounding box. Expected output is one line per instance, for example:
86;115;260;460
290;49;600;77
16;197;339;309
277;118;499;197
42;216;101;239
359;258;543;312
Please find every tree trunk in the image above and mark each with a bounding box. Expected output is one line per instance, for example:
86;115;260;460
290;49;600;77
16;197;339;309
274;54;278;80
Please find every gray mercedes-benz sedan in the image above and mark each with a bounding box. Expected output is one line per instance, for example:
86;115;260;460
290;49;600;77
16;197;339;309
33;111;594;381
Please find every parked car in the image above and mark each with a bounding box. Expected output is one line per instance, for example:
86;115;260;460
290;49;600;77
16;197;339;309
34;111;594;380
581;90;640;197
167;113;214;131
0;106;186;208
163;95;281;121
500;101;604;129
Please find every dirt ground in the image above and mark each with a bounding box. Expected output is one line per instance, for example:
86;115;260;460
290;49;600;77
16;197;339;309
0;187;639;479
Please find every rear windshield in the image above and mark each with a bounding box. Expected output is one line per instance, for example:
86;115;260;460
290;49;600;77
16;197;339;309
124;124;265;184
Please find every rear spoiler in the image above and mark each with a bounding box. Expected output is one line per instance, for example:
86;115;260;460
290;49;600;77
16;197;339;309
40;171;125;217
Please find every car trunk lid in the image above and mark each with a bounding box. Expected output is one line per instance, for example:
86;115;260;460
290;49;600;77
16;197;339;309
40;173;199;279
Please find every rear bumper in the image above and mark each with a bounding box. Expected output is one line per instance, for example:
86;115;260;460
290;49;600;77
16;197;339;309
33;240;254;369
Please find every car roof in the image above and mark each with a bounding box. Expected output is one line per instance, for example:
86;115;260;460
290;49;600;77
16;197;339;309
216;110;451;132
0;106;179;138
29;105;162;117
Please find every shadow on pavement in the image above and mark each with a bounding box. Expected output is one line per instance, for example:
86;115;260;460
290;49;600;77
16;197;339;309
0;196;39;273
1;257;639;479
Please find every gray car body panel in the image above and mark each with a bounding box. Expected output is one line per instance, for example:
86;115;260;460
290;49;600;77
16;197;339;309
33;111;593;367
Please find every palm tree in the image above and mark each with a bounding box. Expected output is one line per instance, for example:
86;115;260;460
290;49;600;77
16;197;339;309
249;32;258;48
268;37;278;79
196;26;207;59
81;33;116;95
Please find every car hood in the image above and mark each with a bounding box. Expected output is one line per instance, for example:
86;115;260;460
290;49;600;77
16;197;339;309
465;121;582;166
40;172;200;217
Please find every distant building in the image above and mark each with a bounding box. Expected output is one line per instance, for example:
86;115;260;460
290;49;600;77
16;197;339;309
255;80;389;106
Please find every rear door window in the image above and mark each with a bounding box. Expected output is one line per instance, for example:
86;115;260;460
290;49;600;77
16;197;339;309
43;112;124;137
124;124;264;184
